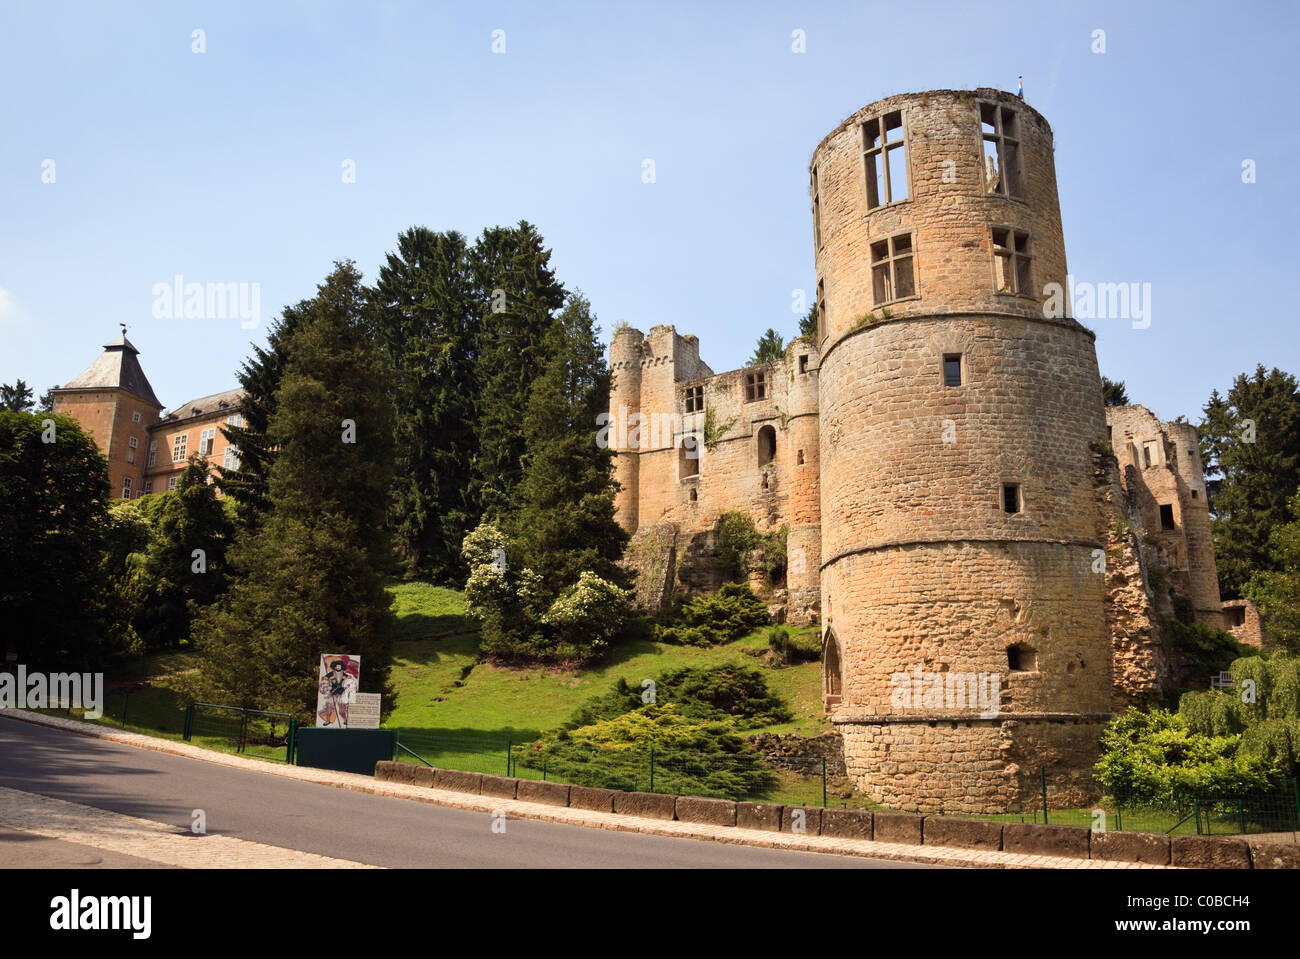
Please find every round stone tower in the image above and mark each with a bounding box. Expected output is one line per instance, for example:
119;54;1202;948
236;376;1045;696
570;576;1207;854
609;326;645;534
812;89;1113;813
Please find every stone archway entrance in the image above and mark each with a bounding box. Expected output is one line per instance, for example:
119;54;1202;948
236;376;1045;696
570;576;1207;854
823;628;843;710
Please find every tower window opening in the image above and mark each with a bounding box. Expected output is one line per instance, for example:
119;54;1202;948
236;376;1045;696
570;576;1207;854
992;228;1031;296
1007;643;1037;672
1160;504;1175;530
816;279;826;342
1191;489;1199;499
870;232;916;305
1002;482;1022;514
1142;439;1159;468
943;354;963;387
744;370;767;403
811;166;822;249
684;385;704;413
799;354;809;374
688;487;698;502
797;449;805;465
863;110;909;209
679;433;700;478
758;425;777;466
980;102;1022;198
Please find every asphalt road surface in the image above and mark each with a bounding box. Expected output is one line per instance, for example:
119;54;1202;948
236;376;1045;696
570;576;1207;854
0;719;938;868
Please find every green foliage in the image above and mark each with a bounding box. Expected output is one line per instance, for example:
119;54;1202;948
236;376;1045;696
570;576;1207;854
654;583;770;646
369;227;480;582
516;665;791;796
714;510;787;585
0;411;122;668
1167;619;1254;675
1095;708;1275;805
462;522;629;665
217;299;312;524
748;328;785;366
191;261;398;722
1179;655;1300;775
1244;489;1300;653
1101;376;1129;407
0;379;34;412
1199;367;1300;598
506;292;628;597
797;304;818;341
701;407;735;451
767;626;820;665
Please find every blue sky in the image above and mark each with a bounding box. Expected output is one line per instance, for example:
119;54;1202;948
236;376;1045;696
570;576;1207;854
2;0;1296;422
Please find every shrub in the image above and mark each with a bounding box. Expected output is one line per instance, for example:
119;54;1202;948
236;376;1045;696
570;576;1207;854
715;511;788;585
564;665;793;730
654;583;769;646
1168;619;1255;676
767;626;820;665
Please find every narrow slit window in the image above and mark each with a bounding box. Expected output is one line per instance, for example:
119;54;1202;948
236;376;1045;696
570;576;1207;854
811;166;822;250
1002;483;1021;514
863;110;909;209
680;434;700;478
943;354;963;387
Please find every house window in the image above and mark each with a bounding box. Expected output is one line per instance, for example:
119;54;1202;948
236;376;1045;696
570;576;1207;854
980;102;1022;198
1160;504;1175;530
167;476;178;491
811;166;822;249
863;110;908;209
1142;440;1159;469
121;476;132;499
870;233;915;304
744;370;767;403
799;355;809;374
147;440;157;467
943;354;963;387
131;410;141;424
127;435;137;463
679;434;700;478
758;425;777;466
227;413;243;428
142;480;153;494
684;386;704;414
1002;482;1022;514
992;228;1031;295
199;428;215;456
223;445;240;471
172;434;188;462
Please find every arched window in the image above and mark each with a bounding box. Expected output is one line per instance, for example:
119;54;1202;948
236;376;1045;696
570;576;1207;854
757;425;777;467
823;629;843;708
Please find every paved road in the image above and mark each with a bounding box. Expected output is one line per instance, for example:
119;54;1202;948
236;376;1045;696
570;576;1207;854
0;719;934;868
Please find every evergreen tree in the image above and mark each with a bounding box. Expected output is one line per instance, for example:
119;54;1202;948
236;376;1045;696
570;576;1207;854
135;456;233;649
1102;376;1130;406
0;412;111;667
217;299;313;524
470;221;567;520
1244;489;1300;654
749;329;785;365
370;227;480;581
797;304;819;342
507;292;629;597
192;261;398;719
0;380;34;412
1199;366;1300;597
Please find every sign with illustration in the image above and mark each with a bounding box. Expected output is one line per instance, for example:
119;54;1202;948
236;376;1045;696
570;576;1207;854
316;654;360;728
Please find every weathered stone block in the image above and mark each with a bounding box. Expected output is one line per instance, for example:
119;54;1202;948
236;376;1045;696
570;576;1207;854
820;807;872;840
737;802;784;832
613;790;676;820
674;796;737;826
1171;836;1251;869
432;768;481;794
1002;823;1089;859
1090;831;1170;865
1248;840;1300;869
568;785;616;812
783;806;822;836
516;779;570;807
923;816;1002;850
410;765;436;788
478;774;520;800
872;812;922;845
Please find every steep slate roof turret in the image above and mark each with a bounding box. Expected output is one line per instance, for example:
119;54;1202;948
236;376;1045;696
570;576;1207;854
55;335;164;409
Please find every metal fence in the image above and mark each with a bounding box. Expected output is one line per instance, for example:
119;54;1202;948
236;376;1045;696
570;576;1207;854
183;702;297;764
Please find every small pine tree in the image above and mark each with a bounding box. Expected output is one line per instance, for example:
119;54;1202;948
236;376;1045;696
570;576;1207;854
748;328;785;365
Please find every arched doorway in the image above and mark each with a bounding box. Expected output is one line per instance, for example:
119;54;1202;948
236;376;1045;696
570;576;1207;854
823;628;843;709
